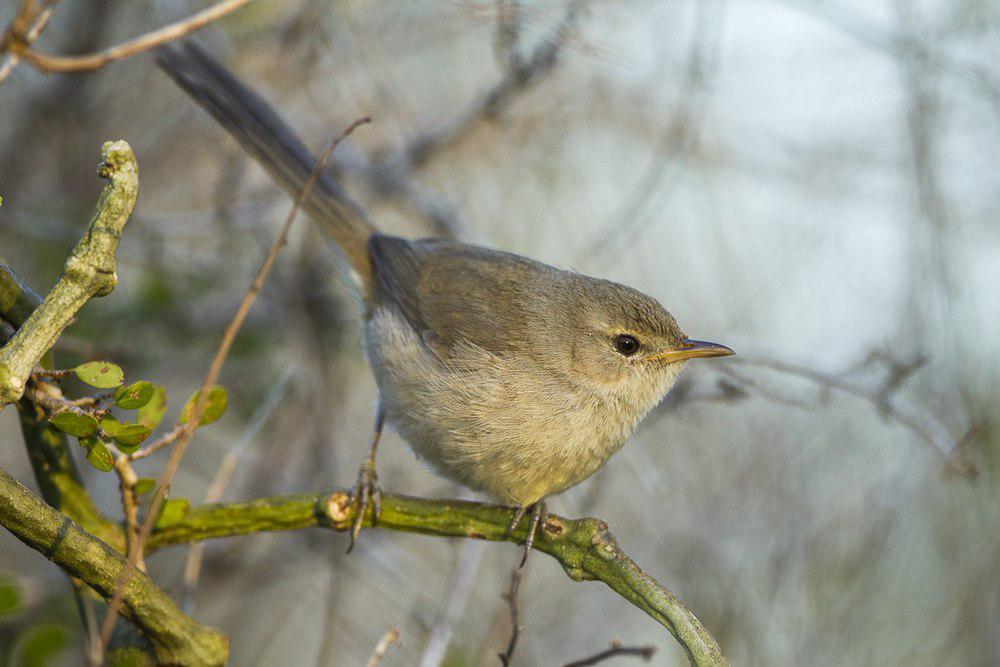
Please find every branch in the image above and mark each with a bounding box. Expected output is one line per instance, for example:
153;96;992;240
0;0;58;85
9;0;250;73
97;117;370;651
0;259;43;331
0;140;138;406
15;397;124;552
563;640;657;666
0;466;228;665
145;490;727;666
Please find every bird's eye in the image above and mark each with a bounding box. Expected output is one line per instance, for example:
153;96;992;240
614;334;640;356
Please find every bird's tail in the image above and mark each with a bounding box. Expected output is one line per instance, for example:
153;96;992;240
155;40;375;298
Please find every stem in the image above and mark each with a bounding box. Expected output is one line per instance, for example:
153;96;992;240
145;491;727;666
0;466;228;665
0;140;138;406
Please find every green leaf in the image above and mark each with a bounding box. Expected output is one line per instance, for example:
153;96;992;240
154;497;190;529
137;384;167;430
81;436;114;472
180;385;228;426
74;361;124;388
0;575;21;616
13;623;69;667
100;414;121;437
50;411;98;437
114;381;155;409
112;424;151;452
133;478;156;496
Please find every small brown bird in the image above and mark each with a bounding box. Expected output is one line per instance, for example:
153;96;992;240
157;42;734;557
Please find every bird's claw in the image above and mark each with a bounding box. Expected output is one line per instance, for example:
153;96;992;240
347;458;381;553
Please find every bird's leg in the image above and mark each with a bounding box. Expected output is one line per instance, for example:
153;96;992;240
518;502;547;568
348;407;385;553
506;505;528;538
505;501;547;568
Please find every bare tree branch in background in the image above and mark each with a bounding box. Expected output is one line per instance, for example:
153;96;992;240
722;353;978;477
340;0;586;239
563;640;657;667
366;627;401;667
580;0;724;265
0;0;59;85
181;366;297;612
497;566;524;666
4;0;250;74
419;540;486;667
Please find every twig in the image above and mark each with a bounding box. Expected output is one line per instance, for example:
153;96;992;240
113;455;145;571
366;628;401;667
126;423;184;461
498;566;524;665
0;466;228;665
728;354;970;470
403;0;582;169
419;540;486;667
563;640;657;667
0;0;58;85
0;141;138;406
97;116;371;654
10;0;251;73
181;366;297;611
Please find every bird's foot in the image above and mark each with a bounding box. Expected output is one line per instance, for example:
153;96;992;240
347;457;381;553
506;501;547;568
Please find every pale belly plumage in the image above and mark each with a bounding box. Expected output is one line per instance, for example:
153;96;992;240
365;307;678;505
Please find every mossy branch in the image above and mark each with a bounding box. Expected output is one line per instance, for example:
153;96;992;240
0;140;138;406
0;466;228;665
145;491;727;666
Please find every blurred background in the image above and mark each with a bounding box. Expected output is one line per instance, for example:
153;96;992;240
1;0;998;664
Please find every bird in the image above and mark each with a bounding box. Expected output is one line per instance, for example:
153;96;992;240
156;41;734;559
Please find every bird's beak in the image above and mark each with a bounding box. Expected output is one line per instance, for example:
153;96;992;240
648;338;735;363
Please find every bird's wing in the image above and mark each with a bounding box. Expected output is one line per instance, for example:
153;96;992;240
367;234;552;356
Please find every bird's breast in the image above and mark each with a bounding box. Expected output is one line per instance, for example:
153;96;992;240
363;307;651;505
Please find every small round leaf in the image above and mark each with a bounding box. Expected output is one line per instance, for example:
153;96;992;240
112;424;151;451
81;437;114;472
180;385;228;426
114;381;155;409
99;415;121;437
137;385;167;430
50;411;98;438
74;361;124;388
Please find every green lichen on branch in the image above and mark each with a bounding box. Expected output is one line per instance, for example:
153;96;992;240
0;466;228;665
147;491;727;666
0;140;138;406
17;397;125;552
